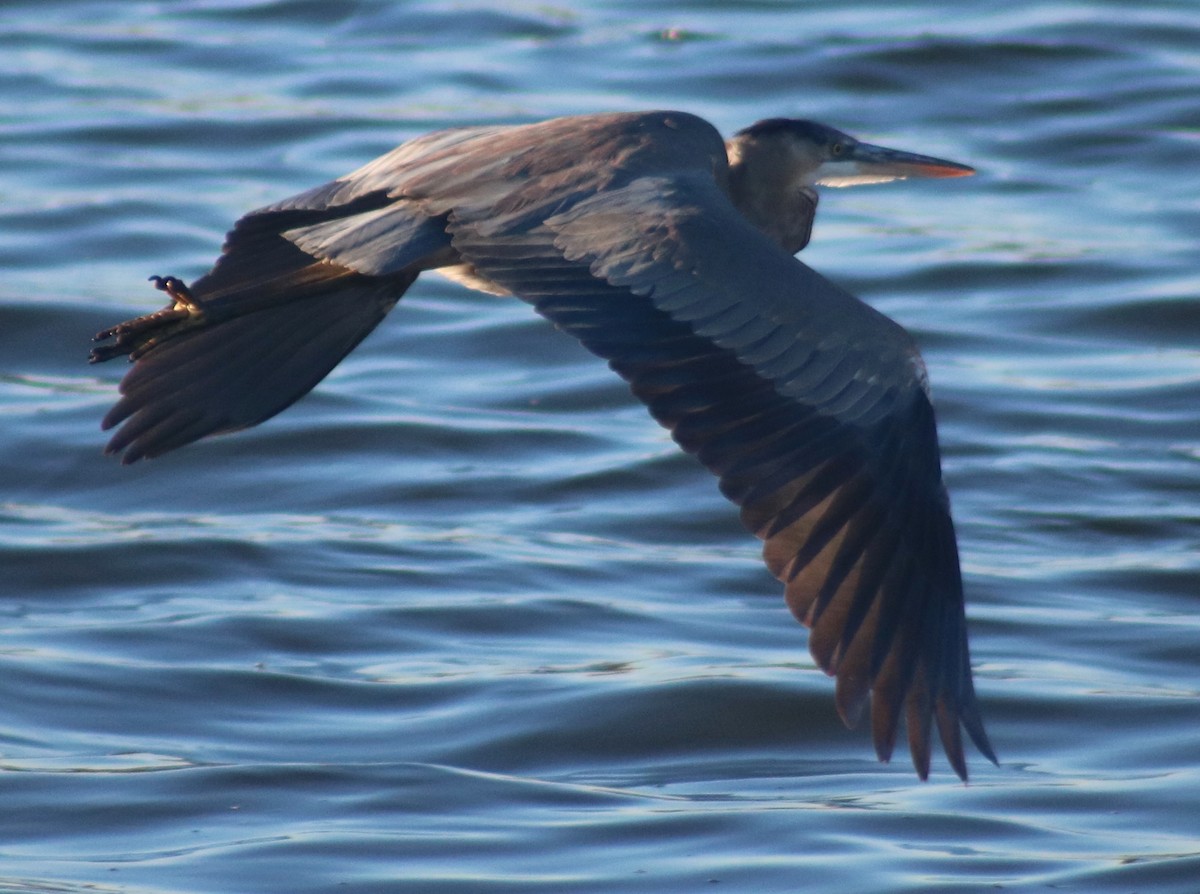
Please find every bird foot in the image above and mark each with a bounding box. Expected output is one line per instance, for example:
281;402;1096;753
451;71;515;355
90;275;207;363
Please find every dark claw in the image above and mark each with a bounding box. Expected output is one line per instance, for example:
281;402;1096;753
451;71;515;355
149;274;198;309
89;343;123;364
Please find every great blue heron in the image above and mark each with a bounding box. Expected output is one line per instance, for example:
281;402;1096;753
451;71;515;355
91;110;995;780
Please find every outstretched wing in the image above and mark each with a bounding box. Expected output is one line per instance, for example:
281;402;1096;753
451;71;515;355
373;113;992;778
92;180;452;463
90;118;608;461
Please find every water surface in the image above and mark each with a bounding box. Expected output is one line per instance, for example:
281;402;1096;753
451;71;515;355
2;1;1199;891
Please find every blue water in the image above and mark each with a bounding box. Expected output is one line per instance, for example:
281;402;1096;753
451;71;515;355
3;1;1199;891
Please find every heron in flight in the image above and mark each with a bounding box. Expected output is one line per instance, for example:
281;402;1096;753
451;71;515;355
91;110;995;780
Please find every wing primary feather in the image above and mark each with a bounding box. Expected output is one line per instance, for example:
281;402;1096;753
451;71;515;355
906;666;934;780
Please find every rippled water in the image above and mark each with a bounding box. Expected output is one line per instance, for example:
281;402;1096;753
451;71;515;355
3;1;1199;891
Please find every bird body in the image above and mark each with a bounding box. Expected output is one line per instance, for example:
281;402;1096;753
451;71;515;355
91;110;993;779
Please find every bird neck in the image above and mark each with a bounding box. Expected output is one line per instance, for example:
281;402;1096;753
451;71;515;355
725;137;819;255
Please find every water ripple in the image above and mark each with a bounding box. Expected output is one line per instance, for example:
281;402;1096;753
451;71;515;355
2;1;1199;891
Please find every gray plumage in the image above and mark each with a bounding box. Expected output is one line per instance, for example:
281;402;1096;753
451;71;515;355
91;110;993;779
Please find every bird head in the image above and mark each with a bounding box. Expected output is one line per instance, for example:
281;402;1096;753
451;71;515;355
729;118;974;190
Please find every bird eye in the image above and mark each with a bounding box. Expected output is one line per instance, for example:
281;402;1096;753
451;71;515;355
831;142;847;156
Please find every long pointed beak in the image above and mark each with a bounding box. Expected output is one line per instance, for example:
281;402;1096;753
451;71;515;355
815;142;975;188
